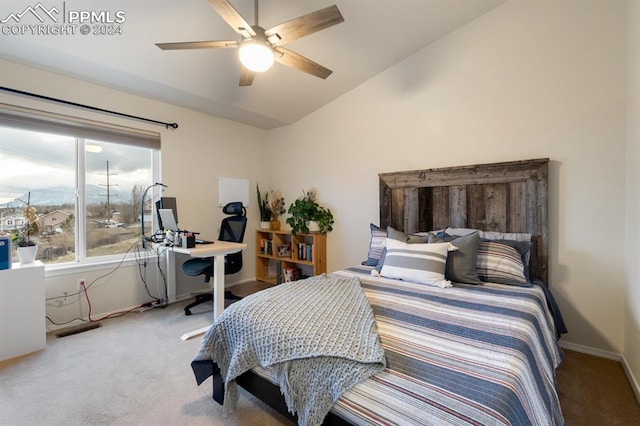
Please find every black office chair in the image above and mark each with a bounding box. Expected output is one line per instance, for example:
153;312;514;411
182;202;247;316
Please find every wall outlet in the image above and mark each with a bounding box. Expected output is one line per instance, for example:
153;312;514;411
62;291;68;303
77;278;86;291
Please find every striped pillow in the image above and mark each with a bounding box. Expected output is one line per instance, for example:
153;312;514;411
362;224;386;266
380;238;454;288
477;239;532;285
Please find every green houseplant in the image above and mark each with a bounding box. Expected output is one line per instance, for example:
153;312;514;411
286;188;334;234
257;184;286;230
256;184;272;224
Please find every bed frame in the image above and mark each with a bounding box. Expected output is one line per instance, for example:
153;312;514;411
205;158;550;424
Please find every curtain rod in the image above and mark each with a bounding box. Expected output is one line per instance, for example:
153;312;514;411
0;86;179;130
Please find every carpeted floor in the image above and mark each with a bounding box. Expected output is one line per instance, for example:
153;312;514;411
0;296;292;426
0;283;638;425
556;348;640;425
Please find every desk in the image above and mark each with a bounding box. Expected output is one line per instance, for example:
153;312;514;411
161;241;247;340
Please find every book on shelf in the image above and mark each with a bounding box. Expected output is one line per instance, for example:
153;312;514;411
297;242;314;261
260;239;273;256
282;266;302;283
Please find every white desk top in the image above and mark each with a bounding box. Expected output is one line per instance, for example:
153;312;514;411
168;241;247;258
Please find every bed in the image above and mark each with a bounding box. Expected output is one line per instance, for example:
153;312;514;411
191;158;566;425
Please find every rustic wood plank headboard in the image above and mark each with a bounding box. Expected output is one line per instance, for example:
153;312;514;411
379;158;549;284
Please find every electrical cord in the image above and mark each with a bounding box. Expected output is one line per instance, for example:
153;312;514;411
80;280;92;321
154;245;168;303
46;236;169;326
46;303;152;326
46;237;142;303
135;240;158;301
134;239;168;304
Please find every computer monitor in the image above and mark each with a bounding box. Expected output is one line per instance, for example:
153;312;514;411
156;197;178;230
158;209;179;232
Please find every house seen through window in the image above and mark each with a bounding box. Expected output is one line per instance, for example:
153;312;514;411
0;122;158;265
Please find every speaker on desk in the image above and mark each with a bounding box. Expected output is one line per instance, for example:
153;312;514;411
0;235;11;270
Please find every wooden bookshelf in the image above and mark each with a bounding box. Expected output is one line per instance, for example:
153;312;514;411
255;229;326;284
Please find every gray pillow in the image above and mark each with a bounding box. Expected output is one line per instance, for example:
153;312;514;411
387;226;428;244
428;232;482;285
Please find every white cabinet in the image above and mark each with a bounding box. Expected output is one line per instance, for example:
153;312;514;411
0;261;46;361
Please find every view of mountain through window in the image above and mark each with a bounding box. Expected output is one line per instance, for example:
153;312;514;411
0;126;154;264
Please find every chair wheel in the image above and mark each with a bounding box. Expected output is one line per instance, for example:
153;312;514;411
184;309;192;316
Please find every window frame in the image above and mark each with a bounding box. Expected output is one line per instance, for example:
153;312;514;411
0;104;162;273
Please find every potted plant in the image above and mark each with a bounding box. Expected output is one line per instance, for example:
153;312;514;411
11;192;40;263
256;184;271;229
286;188;334;234
267;190;286;230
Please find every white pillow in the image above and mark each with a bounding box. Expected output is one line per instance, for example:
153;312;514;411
380;238;455;288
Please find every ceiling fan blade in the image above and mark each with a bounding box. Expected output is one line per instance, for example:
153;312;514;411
155;40;238;50
239;65;255;86
208;0;255;38
265;5;344;46
273;46;332;79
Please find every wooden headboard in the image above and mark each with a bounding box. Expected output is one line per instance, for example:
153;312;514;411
379;158;549;284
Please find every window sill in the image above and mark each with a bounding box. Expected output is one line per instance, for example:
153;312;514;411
44;253;159;278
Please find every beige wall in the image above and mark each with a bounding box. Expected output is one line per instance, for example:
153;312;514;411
268;0;629;358
0;59;268;327
626;0;640;398
2;0;637;392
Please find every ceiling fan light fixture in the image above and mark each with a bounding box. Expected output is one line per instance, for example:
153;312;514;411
239;38;274;72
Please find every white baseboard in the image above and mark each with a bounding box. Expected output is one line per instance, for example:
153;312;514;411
621;355;640;404
558;340;621;361
559;340;640;404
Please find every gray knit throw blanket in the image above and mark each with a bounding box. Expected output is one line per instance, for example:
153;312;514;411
196;274;386;426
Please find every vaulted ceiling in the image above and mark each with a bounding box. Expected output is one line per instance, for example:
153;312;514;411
0;0;507;129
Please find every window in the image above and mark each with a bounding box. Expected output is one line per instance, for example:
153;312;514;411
0;106;160;265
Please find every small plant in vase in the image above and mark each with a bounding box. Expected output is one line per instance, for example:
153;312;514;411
267;190;286;231
11;191;40;263
256;184;272;229
286;188;334;234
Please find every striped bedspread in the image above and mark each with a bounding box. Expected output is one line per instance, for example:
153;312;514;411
254;266;564;425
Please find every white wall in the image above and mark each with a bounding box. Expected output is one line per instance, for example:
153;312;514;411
268;0;629;355
626;0;640;397
0;59;268;327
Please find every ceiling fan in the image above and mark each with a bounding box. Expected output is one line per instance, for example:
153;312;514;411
156;0;344;86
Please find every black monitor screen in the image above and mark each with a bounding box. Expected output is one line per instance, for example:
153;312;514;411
156;197;178;230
